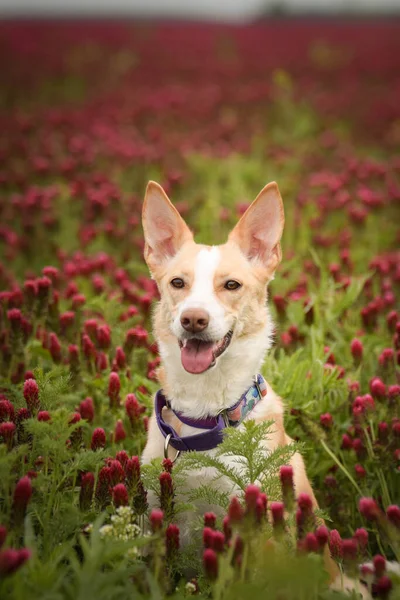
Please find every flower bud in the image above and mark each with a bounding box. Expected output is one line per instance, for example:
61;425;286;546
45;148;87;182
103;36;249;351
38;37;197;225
0;526;7;548
302;532;319;553
115;450;129;467
228;496;243;523
222;516;232;542
273;295;286;317
297;493;313;513
0;399;15;423
36;276;51;316
72;293;86;309
12;476;32;525
386;310;398;333
270;501;285;533
378;348;394;368
23;378;39;412
0;421;15;450
388;385;400;403
79;472;95;510
126;456;141;486
355;464;366;478
341;539;358;563
369;377;386;400
37;411;50;422
68;344;79;363
7;308;22;332
60;311;75;331
373;554;386;578
125;393;143;425
97;324;111;349
113;419;126;443
320;413;333;429
374;575;392;599
162;458;173;473
159;471;174;515
82;334;95;360
341;433;353;450
79;397;94;423
378;421;389;443
166;523;180;556
91;427;106;450
203;526;214;549
124;326;148;352
0;547;31;575
353;527;368;553
244;484;260;513
115;346;126;369
328;529;342;559
23;280;37;311
359;497;380;521
315;525;329;550
109;459;125;486
386;504;400;528
49;332;62;363
95;466;111;509
203;548;218;581
108;372;121;408
112;483;129;507
350;338;363;362
150;508;164;532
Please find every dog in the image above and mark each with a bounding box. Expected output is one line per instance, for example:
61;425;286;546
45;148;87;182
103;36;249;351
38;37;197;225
140;180;368;596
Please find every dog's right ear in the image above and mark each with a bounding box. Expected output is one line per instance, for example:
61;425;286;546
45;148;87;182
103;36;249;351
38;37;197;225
142;181;193;272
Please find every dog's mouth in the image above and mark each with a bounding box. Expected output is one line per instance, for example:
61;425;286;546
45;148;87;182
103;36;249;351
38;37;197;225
178;330;233;374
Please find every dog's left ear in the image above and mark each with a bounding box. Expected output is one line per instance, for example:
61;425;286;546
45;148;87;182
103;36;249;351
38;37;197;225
142;181;193;272
228;182;284;275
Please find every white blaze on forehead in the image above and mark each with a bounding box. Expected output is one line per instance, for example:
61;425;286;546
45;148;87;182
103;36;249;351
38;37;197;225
173;246;227;340
190;247;221;306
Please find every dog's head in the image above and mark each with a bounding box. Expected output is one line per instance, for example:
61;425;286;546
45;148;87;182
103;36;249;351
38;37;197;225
142;181;284;375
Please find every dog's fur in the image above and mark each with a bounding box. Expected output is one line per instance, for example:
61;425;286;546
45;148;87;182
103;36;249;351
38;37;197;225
141;181;368;596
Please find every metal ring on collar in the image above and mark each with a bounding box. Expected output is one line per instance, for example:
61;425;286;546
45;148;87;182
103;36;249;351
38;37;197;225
216;408;230;427
164;433;181;462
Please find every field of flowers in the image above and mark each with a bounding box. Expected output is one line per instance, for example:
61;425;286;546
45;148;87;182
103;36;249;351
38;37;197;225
0;19;399;599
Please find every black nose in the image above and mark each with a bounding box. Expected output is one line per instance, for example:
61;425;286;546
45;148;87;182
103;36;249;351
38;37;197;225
180;309;209;333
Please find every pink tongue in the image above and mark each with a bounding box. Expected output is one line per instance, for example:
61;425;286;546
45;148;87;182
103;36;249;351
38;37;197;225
181;339;215;374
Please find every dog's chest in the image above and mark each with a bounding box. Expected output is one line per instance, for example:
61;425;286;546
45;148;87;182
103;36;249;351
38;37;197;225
164;395;281;506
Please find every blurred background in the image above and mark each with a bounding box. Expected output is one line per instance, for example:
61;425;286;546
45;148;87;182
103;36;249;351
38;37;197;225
0;0;399;263
0;0;400;18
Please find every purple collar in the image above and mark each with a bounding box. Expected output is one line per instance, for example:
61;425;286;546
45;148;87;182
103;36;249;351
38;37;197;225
155;374;267;455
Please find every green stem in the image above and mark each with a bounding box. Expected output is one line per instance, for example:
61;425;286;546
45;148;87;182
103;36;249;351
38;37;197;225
239;542;249;583
364;424;391;507
320;439;363;496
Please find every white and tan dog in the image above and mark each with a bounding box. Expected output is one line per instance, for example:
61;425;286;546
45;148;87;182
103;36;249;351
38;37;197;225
141;181;367;594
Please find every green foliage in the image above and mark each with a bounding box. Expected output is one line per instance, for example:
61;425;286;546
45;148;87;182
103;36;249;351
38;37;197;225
178;421;298;509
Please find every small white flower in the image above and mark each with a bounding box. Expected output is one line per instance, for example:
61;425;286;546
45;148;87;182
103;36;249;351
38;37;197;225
185;582;197;595
99;525;114;539
127;546;138;559
116;506;133;519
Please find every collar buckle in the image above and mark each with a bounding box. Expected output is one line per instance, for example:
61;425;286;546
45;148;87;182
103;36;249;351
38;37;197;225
254;376;263;400
218;409;230;428
164;433;181;463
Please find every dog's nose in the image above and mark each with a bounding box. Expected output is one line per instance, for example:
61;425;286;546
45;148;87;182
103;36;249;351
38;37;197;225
180;309;209;334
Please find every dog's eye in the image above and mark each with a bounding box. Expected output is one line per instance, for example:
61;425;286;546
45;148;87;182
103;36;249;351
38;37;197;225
170;278;185;289
224;280;241;291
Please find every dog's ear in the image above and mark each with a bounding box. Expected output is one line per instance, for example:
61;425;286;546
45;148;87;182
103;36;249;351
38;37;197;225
228;182;284;275
142;181;193;271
